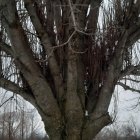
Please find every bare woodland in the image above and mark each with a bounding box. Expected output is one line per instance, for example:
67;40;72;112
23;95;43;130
0;103;44;140
0;0;140;140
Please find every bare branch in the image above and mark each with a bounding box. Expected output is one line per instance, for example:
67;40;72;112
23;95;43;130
0;77;35;103
0;3;64;136
68;0;98;35
52;30;76;49
0;95;14;107
35;30;77;62
120;65;140;79
0;42;14;56
117;82;140;93
86;0;102;33
126;18;140;46
24;0;65;102
82;113;111;140
121;77;140;83
90;30;128;118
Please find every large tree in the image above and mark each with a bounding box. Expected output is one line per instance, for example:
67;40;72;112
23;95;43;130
0;0;140;139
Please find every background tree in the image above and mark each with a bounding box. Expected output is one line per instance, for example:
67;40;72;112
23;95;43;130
0;95;44;140
94;116;140;140
0;0;140;140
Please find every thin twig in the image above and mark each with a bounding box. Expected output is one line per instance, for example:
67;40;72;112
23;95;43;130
52;30;76;49
0;96;14;107
35;31;76;62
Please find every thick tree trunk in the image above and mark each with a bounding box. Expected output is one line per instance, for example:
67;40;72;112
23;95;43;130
41;112;111;140
1;0;140;140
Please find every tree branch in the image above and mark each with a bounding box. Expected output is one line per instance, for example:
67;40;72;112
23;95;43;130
121;77;140;83
82;113;111;140
120;65;140;79
0;42;14;56
0;95;14;107
24;0;65;103
86;0;102;33
0;77;51;130
90;30;128;118
0;77;35;103
1;1;63;136
117;82;140;93
126;18;140;46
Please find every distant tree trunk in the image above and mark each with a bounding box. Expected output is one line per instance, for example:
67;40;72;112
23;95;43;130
1;109;5;139
8;104;13;140
21;109;24;140
0;0;140;140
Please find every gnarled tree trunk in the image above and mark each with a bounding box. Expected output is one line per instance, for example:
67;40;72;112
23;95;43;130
0;0;140;140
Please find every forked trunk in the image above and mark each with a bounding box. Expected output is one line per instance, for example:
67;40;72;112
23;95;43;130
1;1;140;140
41;111;111;140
